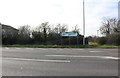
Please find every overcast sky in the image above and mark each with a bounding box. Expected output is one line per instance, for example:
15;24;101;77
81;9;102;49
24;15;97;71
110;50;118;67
0;0;119;36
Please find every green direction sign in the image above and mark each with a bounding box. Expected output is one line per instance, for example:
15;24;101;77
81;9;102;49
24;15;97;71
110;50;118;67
61;32;78;37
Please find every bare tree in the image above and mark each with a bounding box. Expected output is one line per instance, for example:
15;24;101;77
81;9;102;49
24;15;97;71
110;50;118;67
72;25;80;33
55;24;68;33
100;18;119;36
38;22;50;44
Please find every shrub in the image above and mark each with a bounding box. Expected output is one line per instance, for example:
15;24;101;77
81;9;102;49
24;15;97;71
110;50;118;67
97;37;107;45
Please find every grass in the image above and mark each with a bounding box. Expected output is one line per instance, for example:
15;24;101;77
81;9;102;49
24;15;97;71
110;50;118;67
89;42;120;48
99;45;120;48
2;43;120;48
2;44;95;48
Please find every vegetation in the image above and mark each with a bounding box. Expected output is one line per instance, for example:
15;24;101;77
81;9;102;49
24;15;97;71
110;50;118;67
2;22;88;46
88;18;120;47
2;18;120;48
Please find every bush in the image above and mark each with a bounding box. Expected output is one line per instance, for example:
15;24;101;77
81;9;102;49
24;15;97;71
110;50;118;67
107;33;120;46
97;37;107;45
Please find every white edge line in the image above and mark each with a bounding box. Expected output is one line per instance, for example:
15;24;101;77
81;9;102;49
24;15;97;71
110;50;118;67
45;55;119;60
3;57;70;63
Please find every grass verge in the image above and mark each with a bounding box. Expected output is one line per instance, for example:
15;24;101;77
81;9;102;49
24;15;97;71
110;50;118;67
99;45;120;48
2;44;96;48
2;44;120;48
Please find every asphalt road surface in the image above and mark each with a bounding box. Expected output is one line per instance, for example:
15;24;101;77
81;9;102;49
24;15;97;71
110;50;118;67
2;47;119;76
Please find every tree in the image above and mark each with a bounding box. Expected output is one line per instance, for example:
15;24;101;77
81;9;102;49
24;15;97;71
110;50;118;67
18;25;31;44
40;22;50;44
47;27;61;45
55;24;68;33
33;22;50;44
32;31;43;44
98;18;120;45
72;25;80;33
100;18;119;36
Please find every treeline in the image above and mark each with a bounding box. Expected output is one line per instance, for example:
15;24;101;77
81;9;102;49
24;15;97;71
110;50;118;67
89;18;120;46
2;22;88;45
3;18;119;46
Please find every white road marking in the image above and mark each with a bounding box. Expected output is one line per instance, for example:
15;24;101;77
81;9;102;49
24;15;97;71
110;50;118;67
3;57;70;63
3;48;84;51
45;55;119;60
89;51;103;52
5;47;9;50
36;48;84;51
48;48;84;51
65;49;84;50
100;56;119;60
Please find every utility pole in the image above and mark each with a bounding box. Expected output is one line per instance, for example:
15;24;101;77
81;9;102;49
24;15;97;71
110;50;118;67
83;0;85;45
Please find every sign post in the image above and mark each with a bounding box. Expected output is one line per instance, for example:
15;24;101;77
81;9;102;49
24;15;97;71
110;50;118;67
77;35;79;46
69;36;70;47
60;32;62;47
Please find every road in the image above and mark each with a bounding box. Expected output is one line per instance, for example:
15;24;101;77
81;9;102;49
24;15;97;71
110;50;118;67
2;47;119;76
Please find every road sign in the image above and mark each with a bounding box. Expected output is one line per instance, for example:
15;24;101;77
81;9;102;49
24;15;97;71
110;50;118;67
60;32;78;37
